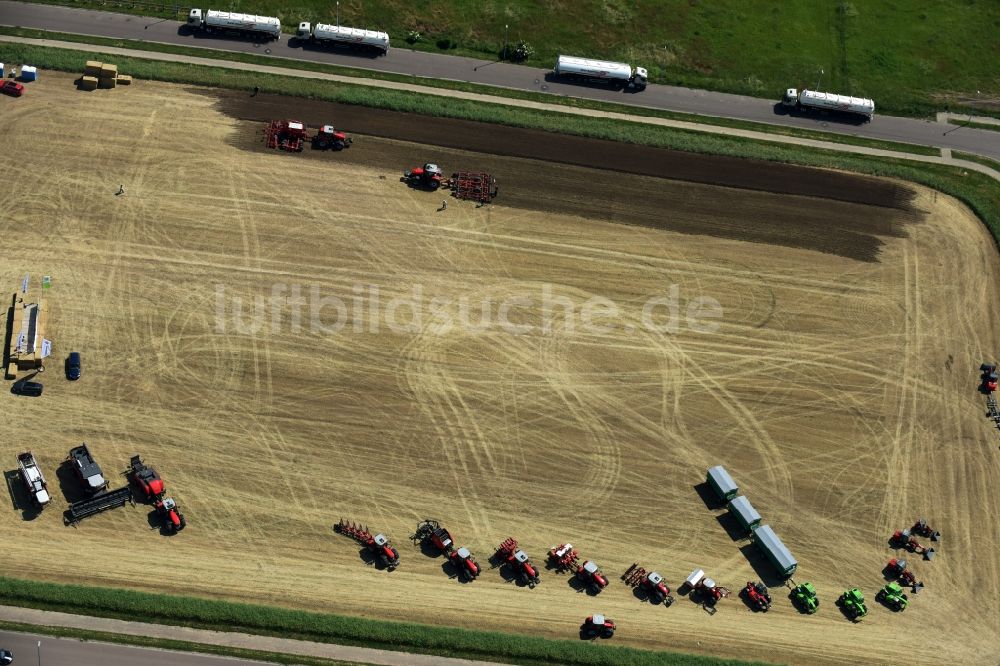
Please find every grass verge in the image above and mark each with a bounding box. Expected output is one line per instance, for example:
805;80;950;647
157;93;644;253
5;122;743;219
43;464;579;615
17;0;1000;120
947;119;1000;133
0;577;759;666
0;619;368;666
954;152;1000;173
0;26;940;156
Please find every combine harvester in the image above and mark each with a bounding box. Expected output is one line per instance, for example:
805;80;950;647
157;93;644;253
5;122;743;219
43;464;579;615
17;451;50;507
296;22;389;55
683;569;731;614
64;444;133;526
493;537;540;588
335;519;400;571
186;9;280;40
621;563;674;606
127;455;186;534
781;87;875;122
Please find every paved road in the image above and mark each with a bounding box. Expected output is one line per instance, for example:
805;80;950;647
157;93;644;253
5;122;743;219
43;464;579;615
2;0;1000;161
0;628;277;665
0;606;508;666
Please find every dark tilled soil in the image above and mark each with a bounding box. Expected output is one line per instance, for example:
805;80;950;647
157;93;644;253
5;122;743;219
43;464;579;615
212;90;921;262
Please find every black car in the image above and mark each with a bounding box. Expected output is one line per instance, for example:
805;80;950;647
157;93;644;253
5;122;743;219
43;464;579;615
0;647;12;664
66;351;82;380
12;380;42;397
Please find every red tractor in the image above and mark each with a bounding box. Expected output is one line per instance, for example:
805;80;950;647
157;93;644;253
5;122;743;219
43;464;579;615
548;543;579;572
684;569;731;614
575;560;609;594
402;163;444;190
621;564;673;606
312;124;352;151
155;497;186;534
580;614;615;639
495;537;540;588
411;519;454;554
449;546;481;581
890;529;936;560
885;558;923;592
127;455;186;533
742;581;772;612
264;120;307;152
981;363;998;393
335;519;400;571
911;518;941;541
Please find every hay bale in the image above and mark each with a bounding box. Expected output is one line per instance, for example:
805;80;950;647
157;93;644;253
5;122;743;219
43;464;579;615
79;76;99;91
84;60;103;76
97;76;117;89
99;63;118;78
116;75;132;85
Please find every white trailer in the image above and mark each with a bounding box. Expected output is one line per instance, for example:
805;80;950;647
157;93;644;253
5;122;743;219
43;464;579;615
782;88;874;121
553;55;647;90
187;9;281;40
296;23;390;55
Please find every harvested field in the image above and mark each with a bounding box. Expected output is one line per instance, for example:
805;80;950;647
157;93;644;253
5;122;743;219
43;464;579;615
1;72;999;666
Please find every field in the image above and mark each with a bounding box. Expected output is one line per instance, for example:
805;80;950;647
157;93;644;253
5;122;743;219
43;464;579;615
2;72;1000;665
28;0;1000;115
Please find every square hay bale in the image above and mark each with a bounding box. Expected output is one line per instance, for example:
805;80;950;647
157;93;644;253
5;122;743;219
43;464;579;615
116;75;132;85
79;76;98;90
99;63;118;78
84;60;103;76
97;76;117;89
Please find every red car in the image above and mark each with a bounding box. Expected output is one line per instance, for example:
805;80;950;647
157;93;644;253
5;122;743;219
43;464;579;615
1;81;24;97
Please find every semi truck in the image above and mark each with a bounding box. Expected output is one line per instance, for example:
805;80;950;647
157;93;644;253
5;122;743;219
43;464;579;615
187;9;281;40
296;22;390;55
782;88;874;121
553;55;647;90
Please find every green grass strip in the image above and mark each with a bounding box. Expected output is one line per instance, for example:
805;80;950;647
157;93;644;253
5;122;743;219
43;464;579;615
953;152;1000;173
0;619;369;666
947;119;1000;133
0;576;762;666
0;26;940;156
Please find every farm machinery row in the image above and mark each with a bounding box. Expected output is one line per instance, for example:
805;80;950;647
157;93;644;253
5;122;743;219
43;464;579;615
15;446;185;533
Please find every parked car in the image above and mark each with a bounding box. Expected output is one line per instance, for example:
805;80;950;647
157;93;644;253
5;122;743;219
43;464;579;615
0;647;12;664
1;80;24;97
12;380;43;397
66;351;82;380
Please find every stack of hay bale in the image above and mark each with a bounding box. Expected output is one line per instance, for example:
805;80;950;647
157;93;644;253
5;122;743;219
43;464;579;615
80;60;132;90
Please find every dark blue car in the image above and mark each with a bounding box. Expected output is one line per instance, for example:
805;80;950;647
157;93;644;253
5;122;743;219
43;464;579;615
66;351;82;380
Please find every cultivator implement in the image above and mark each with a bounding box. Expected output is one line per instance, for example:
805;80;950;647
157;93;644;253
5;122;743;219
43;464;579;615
548;543;579;571
446;171;497;204
264;120;306;152
621;563;647;586
334;518;374;544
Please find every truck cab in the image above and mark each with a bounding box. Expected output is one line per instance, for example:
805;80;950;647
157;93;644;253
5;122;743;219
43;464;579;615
187;8;203;28
297;22;312;39
632;67;648;89
782;88;799;107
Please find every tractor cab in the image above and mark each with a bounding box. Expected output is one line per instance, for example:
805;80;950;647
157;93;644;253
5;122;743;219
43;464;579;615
647;572;663;586
513;550;529;563
162;497;177;511
583;560;599;575
591;613;605;625
373;533;389;547
456;546;471;560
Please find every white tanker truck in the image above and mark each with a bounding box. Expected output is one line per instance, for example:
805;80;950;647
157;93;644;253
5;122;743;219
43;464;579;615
782;88;874;121
295;23;390;55
553;55;647;90
186;9;281;40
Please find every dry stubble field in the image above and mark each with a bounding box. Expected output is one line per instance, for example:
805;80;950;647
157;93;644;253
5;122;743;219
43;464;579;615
1;72;999;665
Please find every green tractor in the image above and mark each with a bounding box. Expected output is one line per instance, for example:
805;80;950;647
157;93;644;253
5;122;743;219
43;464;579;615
838;587;869;621
790;581;819;614
877;582;909;611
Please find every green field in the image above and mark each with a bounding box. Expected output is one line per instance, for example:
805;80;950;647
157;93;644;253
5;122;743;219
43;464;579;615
28;0;1000;117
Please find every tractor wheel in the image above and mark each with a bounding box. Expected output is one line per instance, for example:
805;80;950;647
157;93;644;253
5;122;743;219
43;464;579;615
315;139;329;150
333;140;345;151
602;628;614;639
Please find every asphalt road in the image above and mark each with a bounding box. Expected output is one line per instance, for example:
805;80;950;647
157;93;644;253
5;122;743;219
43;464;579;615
1;0;999;162
0;629;275;666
